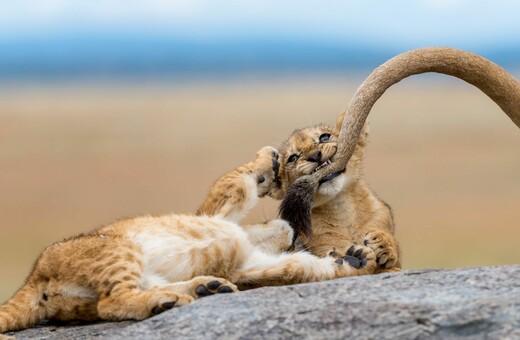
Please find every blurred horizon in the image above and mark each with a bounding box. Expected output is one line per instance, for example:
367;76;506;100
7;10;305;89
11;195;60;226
1;0;519;81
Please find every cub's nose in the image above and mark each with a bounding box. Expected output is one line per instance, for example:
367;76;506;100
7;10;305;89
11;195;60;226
307;151;322;163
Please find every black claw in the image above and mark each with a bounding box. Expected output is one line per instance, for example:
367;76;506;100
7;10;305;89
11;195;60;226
217;286;234;293
343;255;362;269
354;248;363;257
207;280;222;290
162;301;175;310
195;285;213;297
257;175;265;184
272;156;280;178
273;161;280;183
346;246;355;256
329;251;338;257
335;258;344;265
363;239;369;246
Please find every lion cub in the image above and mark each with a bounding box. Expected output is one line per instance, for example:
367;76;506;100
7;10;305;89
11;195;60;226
271;112;401;273
1;146;376;335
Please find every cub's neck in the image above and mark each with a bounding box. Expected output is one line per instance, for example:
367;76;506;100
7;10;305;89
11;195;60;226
312;178;360;215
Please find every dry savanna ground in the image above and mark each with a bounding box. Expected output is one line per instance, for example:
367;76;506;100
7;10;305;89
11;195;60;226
1;75;519;303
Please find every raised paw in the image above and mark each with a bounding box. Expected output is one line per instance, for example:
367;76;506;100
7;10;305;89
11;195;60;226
192;277;238;298
363;230;400;270
255;146;280;197
334;245;377;276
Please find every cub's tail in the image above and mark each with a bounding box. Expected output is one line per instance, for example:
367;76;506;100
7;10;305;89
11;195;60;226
0;283;45;334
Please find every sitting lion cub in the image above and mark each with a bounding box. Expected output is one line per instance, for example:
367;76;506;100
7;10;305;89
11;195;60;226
0;146;376;335
270;112;401;273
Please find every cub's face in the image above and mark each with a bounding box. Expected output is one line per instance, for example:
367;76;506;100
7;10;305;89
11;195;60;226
272;123;350;204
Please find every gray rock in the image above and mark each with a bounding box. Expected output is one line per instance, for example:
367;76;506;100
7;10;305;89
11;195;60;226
8;265;520;339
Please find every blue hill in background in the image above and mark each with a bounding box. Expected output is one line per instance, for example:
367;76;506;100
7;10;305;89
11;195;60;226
0;36;518;81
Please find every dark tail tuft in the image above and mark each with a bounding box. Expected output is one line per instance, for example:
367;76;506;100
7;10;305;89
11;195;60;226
279;176;318;243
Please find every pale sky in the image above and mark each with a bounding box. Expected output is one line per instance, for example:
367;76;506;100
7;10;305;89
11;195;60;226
1;0;519;50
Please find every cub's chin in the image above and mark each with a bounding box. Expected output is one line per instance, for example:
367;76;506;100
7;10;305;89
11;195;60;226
314;172;351;206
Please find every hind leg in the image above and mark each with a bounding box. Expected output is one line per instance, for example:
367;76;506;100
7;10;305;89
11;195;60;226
95;235;243;320
98;276;239;319
91;241;195;320
97;285;194;320
233;245;377;290
44;295;99;323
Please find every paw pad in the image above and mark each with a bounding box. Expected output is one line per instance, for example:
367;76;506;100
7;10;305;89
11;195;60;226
336;245;369;269
196;280;237;297
217;286;233;293
207;280;222;290
151;301;176;315
195;285;213;297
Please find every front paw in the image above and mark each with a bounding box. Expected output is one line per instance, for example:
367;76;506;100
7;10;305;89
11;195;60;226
255;146;280;197
363;230;400;270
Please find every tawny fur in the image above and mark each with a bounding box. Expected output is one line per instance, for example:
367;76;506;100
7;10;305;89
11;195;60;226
272;113;401;273
274;47;520;274
0;146;376;335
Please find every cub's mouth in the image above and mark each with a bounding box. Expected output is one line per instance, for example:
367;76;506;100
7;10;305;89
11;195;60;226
312;159;332;173
311;158;346;185
319;169;346;185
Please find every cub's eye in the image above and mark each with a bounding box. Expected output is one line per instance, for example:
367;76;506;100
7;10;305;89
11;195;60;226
287;154;299;163
319;133;331;143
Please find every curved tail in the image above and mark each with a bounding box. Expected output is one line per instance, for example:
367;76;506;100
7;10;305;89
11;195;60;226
280;47;520;240
324;47;520;178
0;283;45;334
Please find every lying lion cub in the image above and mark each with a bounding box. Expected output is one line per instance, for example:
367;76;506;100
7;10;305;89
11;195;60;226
0;146;375;335
270;112;401;273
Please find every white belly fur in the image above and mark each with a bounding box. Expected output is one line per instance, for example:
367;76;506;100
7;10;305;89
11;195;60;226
128;215;248;288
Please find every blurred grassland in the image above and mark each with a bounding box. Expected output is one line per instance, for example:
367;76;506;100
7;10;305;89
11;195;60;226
1;76;519;303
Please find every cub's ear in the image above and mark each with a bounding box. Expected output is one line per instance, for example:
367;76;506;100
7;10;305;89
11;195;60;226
332;111;347;135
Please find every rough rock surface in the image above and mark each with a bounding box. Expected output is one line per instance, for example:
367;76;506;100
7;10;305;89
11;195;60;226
8;265;520;339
